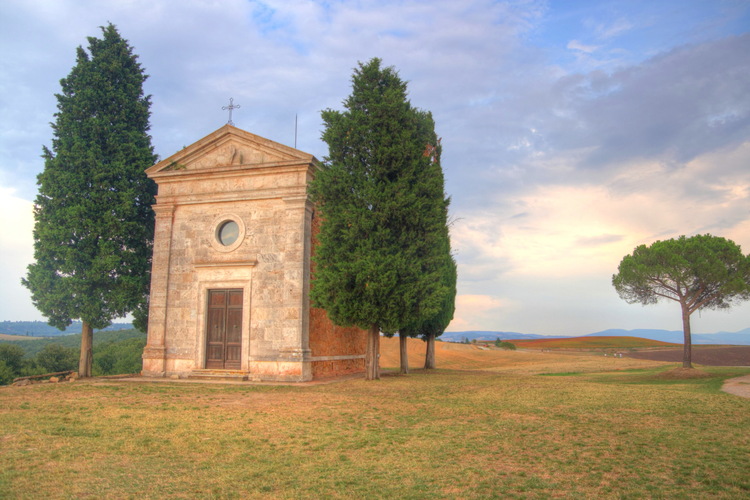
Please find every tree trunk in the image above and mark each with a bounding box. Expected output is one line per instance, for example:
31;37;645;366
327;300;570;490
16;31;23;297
424;331;436;369
681;303;693;369
79;321;93;378
365;324;380;380
399;333;409;374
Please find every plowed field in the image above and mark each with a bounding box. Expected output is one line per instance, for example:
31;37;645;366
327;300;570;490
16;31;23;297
625;345;750;366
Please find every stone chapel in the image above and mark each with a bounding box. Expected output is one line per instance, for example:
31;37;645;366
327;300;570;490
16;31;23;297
141;125;366;382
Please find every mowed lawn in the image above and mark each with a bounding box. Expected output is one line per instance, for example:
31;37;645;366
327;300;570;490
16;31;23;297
1;339;749;499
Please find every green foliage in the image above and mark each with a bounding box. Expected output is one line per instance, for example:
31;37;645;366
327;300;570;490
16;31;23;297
22;23;157;334
494;339;517;350
35;344;78;373
0;329;144;359
612;234;750;312
0;361;14;385
0;345;42;383
0;330;146;384
0;344;25;373
93;337;146;375
401;236;457;342
310;58;451;334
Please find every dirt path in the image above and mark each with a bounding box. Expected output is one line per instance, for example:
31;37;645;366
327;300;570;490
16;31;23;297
722;374;750;399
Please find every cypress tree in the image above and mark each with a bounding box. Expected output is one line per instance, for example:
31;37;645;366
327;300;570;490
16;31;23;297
310;58;449;380
396;113;455;374
22;24;157;378
401;246;457;371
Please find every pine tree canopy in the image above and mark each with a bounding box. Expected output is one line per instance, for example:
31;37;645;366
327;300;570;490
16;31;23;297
22;23;157;332
613;234;750;313
310;58;453;335
612;234;750;368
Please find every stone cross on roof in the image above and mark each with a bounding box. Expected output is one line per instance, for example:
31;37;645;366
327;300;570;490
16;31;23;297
222;97;240;126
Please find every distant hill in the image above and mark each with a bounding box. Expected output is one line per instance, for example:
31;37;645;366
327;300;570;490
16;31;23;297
0;321;133;337
440;331;548;343
510;336;677;350
443;328;750;345
586;328;750;346
0;328;145;358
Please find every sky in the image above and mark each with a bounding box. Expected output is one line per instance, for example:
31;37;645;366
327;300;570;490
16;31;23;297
1;0;749;336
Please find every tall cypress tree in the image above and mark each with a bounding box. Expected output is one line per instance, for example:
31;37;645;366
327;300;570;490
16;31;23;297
396;114;455;374
310;58;449;380
22;24;157;377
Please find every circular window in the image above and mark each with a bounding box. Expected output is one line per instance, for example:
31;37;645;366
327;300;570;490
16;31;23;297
210;214;246;253
218;220;239;246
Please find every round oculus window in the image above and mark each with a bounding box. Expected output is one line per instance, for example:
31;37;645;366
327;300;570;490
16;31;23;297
217;220;239;246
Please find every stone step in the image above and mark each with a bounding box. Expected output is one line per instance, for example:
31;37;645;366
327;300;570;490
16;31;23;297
188;369;249;381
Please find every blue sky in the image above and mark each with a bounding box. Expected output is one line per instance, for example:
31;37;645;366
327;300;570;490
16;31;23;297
1;0;749;335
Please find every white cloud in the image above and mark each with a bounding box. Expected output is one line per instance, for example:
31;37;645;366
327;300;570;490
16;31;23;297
448;294;507;332
0;187;39;321
567;40;600;53
595;17;634;39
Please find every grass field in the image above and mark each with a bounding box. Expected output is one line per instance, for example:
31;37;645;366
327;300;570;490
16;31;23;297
1;338;749;499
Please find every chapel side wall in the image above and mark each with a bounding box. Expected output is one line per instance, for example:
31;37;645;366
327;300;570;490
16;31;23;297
308;211;367;378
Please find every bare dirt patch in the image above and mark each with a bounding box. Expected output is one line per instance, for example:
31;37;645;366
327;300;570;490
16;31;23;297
625;346;750;366
722;374;750;399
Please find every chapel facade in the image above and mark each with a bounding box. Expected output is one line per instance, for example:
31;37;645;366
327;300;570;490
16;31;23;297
141;125;366;382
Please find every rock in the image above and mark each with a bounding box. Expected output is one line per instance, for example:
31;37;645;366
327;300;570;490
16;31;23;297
49;376;60;383
13;379;31;387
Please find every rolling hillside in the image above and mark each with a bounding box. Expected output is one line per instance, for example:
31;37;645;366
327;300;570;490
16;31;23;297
508;336;677;350
377;336;674;372
442;328;750;345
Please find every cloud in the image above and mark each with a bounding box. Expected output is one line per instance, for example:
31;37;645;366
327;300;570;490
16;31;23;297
548;35;750;170
0;187;37;321
595;17;634;39
567;40;600;53
448;294;506;331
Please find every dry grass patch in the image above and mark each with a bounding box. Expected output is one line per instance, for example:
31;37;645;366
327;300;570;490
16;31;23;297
1;349;749;499
655;367;715;379
380;336;671;376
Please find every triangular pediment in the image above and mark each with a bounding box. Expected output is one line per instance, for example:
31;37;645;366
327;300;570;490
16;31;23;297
147;125;316;176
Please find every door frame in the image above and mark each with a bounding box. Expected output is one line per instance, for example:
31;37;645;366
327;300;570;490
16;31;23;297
205;289;244;369
194;266;254;372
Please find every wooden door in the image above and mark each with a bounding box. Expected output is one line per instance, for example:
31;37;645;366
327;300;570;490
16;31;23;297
205;289;243;369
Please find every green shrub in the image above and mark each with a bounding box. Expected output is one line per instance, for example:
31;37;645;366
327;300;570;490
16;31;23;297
0;360;14;385
35;344;78;373
0;344;25;374
494;339;517;350
93;337;146;375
